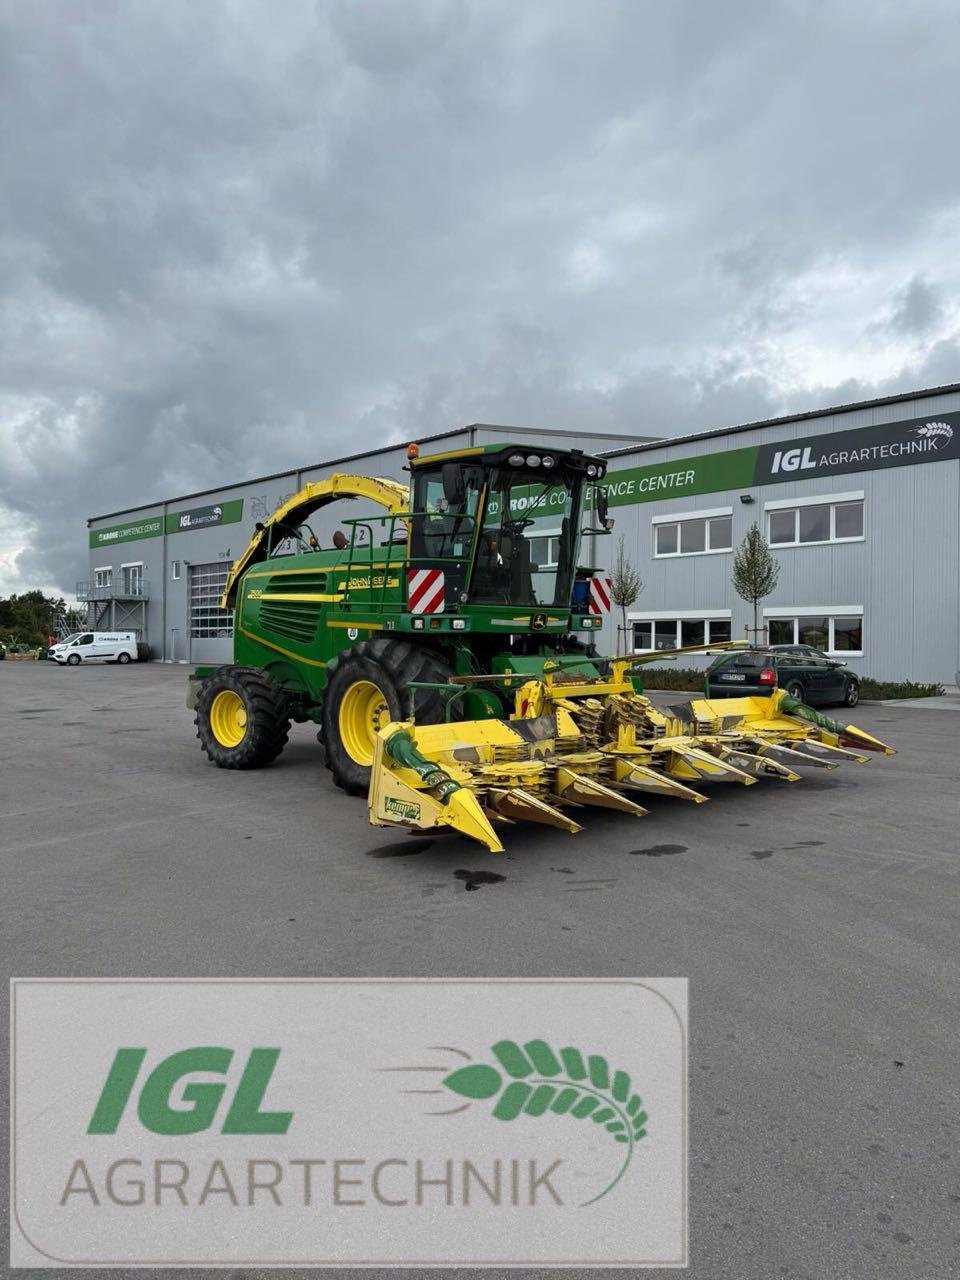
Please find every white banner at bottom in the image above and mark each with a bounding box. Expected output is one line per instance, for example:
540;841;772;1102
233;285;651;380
11;977;687;1268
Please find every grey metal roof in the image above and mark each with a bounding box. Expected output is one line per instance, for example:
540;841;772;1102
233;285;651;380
87;423;656;524
599;381;960;459
87;427;471;523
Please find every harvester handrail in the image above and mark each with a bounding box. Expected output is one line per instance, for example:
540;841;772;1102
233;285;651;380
404;680;471;721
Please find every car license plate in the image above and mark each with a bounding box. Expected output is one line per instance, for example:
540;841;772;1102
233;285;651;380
720;673;746;681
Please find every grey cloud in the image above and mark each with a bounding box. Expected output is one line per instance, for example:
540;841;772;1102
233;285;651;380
888;276;946;336
2;0;960;594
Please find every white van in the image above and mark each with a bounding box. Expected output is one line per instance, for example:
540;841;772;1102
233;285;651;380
50;632;139;665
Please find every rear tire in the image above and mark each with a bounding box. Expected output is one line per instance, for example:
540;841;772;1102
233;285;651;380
322;638;453;795
117;652;131;664
785;681;805;700
195;665;290;769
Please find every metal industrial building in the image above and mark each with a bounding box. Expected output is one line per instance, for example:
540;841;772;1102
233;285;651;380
84;384;960;681
600;383;960;683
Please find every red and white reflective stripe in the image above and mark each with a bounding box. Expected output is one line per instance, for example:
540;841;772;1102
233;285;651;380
589;576;612;614
407;568;446;614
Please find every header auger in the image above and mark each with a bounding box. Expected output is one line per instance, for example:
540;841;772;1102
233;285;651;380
190;439;893;851
367;657;894;853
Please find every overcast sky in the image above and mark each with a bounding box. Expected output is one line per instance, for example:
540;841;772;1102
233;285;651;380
2;0;959;596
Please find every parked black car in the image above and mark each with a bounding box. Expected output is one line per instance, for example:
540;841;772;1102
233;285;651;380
705;649;860;707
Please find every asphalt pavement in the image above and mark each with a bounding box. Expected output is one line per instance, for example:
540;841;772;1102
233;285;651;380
2;661;958;1279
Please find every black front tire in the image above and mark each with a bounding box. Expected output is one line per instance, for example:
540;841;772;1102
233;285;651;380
195;665;290;769
843;679;860;708
322;638;453;795
67;653;81;666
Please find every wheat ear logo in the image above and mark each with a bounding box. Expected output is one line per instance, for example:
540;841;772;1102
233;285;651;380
914;421;954;448
385;1039;648;1206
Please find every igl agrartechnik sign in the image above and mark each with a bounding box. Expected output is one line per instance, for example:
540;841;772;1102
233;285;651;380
599;409;959;509
10;978;687;1268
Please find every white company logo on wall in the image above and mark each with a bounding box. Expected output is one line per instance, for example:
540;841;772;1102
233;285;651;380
758;412;960;483
178;504;223;530
913;420;954;447
11;978;686;1268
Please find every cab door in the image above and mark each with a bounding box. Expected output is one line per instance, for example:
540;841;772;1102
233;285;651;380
74;633;95;661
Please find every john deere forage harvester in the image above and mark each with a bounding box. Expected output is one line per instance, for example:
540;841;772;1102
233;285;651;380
191;440;893;850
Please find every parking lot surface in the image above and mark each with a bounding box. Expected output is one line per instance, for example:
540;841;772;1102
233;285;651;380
2;661;958;1279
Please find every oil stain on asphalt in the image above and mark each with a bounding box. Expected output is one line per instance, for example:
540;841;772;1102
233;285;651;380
630;844;687;857
453;869;506;892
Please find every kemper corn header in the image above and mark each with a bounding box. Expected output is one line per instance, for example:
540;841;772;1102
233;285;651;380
191;440;893;850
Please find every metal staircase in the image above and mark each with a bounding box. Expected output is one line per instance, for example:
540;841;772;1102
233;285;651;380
75;581;149;635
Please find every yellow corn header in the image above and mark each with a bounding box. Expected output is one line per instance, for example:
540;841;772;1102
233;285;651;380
368;657;894;853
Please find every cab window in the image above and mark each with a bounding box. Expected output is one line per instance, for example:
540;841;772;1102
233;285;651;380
77;634;94;646
473;469;577;607
410;468;482;561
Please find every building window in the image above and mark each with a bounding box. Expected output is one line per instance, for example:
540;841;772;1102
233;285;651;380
120;562;144;595
766;495;864;547
528;532;560;568
764;610;864;656
653;510;733;558
171;560;181;581
190;562;233;639
631;614;733;652
93;566;112;589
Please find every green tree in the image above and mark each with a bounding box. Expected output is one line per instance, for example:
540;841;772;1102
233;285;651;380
610;534;643;656
0;591;66;647
732;522;779;640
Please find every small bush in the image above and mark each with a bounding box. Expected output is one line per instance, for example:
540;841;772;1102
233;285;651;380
858;678;944;700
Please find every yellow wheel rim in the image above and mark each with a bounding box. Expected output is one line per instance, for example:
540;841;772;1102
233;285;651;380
338;679;391;767
210;689;247;748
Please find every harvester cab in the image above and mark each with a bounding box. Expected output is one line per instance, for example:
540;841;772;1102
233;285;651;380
192;439;894;852
403;441;612;646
